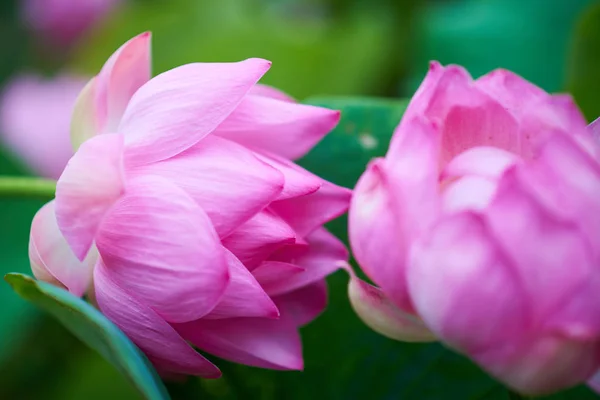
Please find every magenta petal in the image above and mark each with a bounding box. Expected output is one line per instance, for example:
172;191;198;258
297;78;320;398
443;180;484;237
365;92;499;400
130;136;284;237
94;261;221;378
120;58;271;166
222;210;296;270
274;280;328;326
252;261;306;294
263;228;347;296
270;180;351;237
175;317;303;371
55;133;125;260
95;175;229;323
215;94;340;160
254;152;322;200
29;201;95;296
590;117;600;139
203;250;279;320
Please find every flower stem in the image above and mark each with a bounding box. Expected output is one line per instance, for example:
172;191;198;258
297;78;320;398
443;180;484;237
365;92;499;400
0;177;56;200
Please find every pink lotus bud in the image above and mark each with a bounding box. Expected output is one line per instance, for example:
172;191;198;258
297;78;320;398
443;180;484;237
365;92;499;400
0;74;88;178
349;62;600;395
22;0;122;48
29;32;351;377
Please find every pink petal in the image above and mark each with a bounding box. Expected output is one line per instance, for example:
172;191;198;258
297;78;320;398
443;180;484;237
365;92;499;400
407;211;528;354
203;250;279;320
252;261;306;294
130;135;283;238
590;117;600;139
254;152;322;200
70;77;98;150
120;58;271;166
348;276;435;342
95;32;152;135
270;180;351;237
0;73;87;178
214;93;340;160
588;369;600;394
55;133;125;260
263;228;347;296
221;210;296;270
248;84;295;102
29;200;96;296
174;316;303;371
94;260;221;378
441;146;521;181
485;166;600;334
441;175;497;214
274;280;327;326
94;174;229;323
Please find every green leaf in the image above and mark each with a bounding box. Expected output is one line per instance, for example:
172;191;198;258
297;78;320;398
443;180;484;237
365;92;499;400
4;273;169;400
567;1;600;121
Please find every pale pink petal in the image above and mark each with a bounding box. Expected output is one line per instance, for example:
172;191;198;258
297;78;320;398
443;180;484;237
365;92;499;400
203;250;279;320
221;210;296;270
590;117;600;139
270;180;351;237
254;152;322;200
407;212;528;354
214;94;340;160
95;32;152;135
94;261;221;378
441;175;497;214
70;77;98;150
29;201;96;296
485;166;600;334
264;228;347;296
248;84;295;102
588;369;600;394
120;59;271;166
348;276;435;342
274;280;327;326
0;73;87;178
130;136;283;238
441;146;521;181
94;175;229;323
175;316;303;371
55;133;125;260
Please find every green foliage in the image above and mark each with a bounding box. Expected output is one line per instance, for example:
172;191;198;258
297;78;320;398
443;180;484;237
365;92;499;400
4;273;169;400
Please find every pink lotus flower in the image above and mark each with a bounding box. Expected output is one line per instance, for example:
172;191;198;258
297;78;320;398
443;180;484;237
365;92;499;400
0;74;87;178
348;62;600;395
22;0;122;48
29;32;351;377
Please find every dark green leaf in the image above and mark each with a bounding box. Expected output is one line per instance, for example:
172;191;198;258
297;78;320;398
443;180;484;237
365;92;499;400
4;273;169;400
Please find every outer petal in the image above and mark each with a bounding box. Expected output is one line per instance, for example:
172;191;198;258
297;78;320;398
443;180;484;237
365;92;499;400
590;117;600;139
263;228;347;296
95;32;152;135
203;250;279;320
248;84;295;102
348;276;435;342
175;316;303;371
55;133;125;260
29;200;95;296
221;210;296;270
130;136;284;238
252;261;306;294
95;175;229;323
274;280;328;326
94;261;221;378
214;94;340;160
120;59;271;166
407;212;528;354
0;73;86;178
254;152;322;200
270;180;351;237
70;77;98;150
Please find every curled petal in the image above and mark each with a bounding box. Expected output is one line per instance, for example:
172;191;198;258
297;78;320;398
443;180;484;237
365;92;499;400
215;94;340;160
441;175;497;214
203;250;279;320
130;136;284;237
120;58;271;166
55;133;125;260
95;175;229;323
94;261;221;378
348;276;435;342
254;152;322;200
441;146;521;181
175;316;303;371
29;200;96;296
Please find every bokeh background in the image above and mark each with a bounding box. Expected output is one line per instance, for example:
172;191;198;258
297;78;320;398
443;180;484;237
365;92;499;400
0;0;599;398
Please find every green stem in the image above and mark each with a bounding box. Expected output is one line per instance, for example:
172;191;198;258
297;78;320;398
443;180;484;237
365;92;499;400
0;176;56;200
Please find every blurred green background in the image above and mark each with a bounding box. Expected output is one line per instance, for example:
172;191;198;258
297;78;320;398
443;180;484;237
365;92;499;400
1;0;600;398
